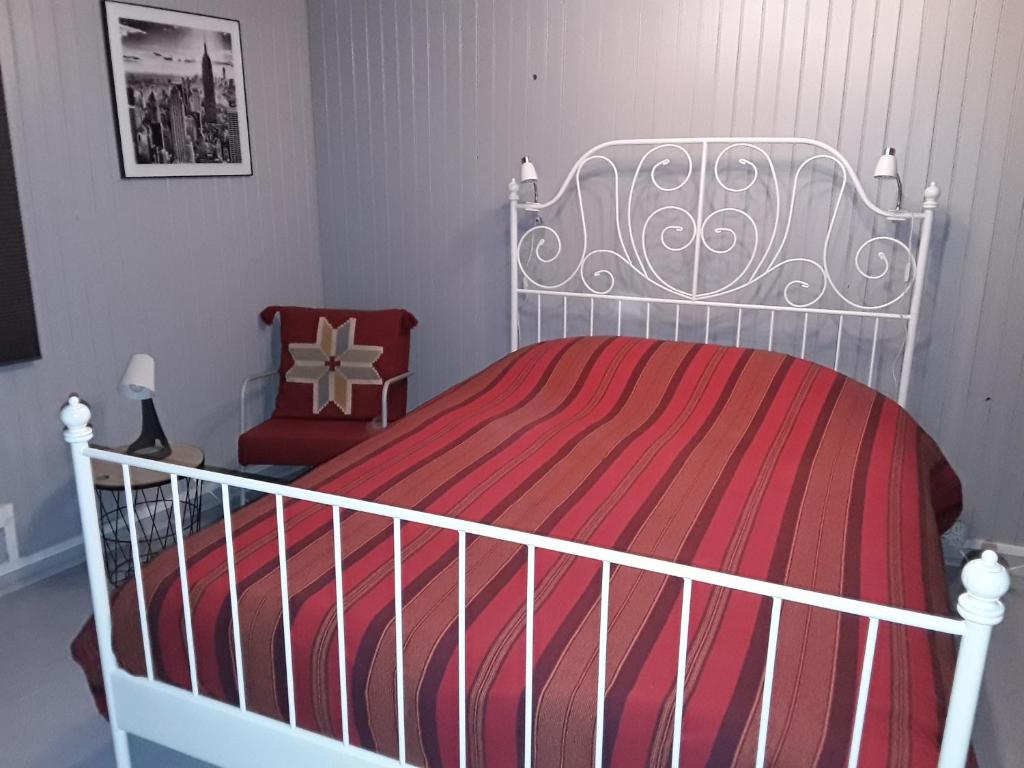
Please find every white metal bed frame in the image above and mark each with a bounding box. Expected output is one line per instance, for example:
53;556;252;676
64;137;1008;768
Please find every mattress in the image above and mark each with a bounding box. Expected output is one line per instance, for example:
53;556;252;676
73;336;963;767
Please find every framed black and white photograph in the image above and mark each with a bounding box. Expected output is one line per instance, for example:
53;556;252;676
103;2;252;178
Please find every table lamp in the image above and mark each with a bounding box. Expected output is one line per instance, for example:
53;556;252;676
119;353;170;459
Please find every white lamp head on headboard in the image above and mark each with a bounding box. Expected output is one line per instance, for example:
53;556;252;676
519;156;538;184
873;147;903;211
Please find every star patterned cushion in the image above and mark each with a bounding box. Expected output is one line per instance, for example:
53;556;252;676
260;306;417;421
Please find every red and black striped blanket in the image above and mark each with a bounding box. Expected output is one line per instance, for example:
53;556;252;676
73;336;963;766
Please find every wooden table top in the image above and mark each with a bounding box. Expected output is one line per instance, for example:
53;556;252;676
91;443;205;490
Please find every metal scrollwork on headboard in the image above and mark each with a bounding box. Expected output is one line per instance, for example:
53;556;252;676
508;137;941;407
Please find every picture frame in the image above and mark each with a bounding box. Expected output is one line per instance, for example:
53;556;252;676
102;1;252;178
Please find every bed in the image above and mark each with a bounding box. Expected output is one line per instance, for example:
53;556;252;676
64;138;1009;768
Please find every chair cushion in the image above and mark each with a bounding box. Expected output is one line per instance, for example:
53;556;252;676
260;306;417;421
238;417;377;467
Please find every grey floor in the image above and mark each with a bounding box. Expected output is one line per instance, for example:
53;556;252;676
0;566;207;767
1;564;1021;767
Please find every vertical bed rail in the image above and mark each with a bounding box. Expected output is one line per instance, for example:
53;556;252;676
61;397;132;768
221;484;247;711
593;560;611;767
669;578;693;768
523;544;537;768
847;617;879;768
897;182;940;406
755;597;783;768
121;465;154;681
457;530;468;768
509;178;521;352
393;519;407;764
170;474;199;695
332;504;351;744
275;495;297;727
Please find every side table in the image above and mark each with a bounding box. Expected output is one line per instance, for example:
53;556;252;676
91;443;205;587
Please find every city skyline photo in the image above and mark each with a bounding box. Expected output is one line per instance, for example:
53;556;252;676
104;2;252;178
119;21;234;82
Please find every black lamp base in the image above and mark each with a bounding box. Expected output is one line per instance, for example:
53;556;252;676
128;399;171;460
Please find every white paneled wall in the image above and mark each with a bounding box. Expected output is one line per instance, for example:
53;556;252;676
0;0;321;558
309;0;1024;545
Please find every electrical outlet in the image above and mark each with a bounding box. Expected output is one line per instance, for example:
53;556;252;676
0;503;16;566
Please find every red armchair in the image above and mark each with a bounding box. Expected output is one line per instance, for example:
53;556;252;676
238;306;416;469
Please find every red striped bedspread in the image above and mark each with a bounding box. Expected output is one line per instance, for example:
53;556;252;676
73;337;963;767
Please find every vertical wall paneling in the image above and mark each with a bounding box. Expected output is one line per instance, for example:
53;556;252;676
307;0;1024;544
0;0;322;558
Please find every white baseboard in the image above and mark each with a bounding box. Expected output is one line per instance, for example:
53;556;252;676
964;538;1024;569
0;535;85;598
0;501;18;565
0;487;225;597
0;467;305;599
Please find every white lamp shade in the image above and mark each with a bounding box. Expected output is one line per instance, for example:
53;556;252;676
520;156;538;184
873;148;899;179
118;354;156;400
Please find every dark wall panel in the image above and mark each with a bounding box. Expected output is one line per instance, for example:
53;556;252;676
0;65;38;366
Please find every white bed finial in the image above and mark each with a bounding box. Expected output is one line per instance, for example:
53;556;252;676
61;395;93;444
923;182;941;210
938;549;1011;767
958;549;1010;625
508;177;519;200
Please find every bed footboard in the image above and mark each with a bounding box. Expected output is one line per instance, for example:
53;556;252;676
61;395;1007;768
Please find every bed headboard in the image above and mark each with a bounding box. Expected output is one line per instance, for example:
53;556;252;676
509;137;939;407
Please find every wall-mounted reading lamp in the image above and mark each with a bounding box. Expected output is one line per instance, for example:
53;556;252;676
520;155;541;225
873;147;903;212
520;156;539;202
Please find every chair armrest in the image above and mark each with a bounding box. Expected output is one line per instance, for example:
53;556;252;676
380;371;412;429
240;370;278;436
